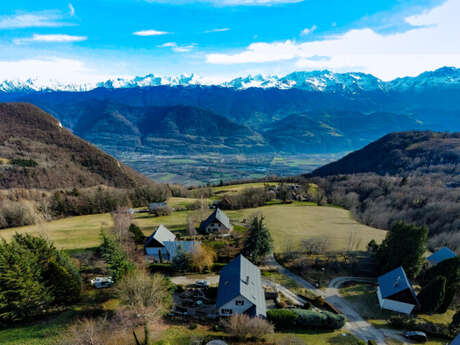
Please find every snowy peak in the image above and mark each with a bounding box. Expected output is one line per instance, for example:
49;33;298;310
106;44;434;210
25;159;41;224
1;67;459;94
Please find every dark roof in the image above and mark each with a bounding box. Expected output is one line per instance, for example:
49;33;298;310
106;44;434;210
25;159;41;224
216;254;266;317
200;208;232;230
145;224;176;247
427;247;456;265
163;241;200;258
378;266;415;300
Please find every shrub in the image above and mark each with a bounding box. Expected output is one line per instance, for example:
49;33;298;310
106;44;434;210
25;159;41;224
368;341;377;345
153;206;173;217
189;323;198;330
221;314;274;340
10;158;38;167
418;275;446;313
267;309;298;329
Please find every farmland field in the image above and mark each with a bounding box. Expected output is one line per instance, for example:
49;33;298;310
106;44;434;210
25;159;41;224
0;198;386;253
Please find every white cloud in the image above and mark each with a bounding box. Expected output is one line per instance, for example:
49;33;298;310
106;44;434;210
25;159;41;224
204;28;230;33
300;25;317;36
133;29;171;36
206;0;460;80
69;3;75;17
0;11;68;29
14;34;87;44
158;42;196;52
0;57;104;83
146;0;303;6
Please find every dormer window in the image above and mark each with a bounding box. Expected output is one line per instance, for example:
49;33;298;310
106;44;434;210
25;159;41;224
235;300;244;306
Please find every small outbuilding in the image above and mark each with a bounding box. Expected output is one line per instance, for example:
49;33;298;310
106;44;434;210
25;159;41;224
377;266;419;315
216;254;266;318
200;208;233;234
427;247;456;266
148;202;168;213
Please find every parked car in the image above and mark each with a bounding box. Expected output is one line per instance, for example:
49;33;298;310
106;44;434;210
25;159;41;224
403;331;427;343
196;280;210;288
90;276;114;289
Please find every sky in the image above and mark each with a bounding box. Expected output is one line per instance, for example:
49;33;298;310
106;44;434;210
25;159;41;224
0;0;459;83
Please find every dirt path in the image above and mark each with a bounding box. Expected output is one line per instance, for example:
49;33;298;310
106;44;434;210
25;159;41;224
170;275;219;286
266;255;409;345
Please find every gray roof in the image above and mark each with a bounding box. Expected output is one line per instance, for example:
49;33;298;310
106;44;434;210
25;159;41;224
378;266;415;300
427;247;456;265
148;202;167;209
145;224;176;247
216;254;266;317
200;208;232;230
163;241;200;258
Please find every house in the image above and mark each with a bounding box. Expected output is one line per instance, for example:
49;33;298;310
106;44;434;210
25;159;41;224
144;225;200;262
377;266;419;314
427;247;456;266
200;208;233;234
216;254;266;318
148;202;168;213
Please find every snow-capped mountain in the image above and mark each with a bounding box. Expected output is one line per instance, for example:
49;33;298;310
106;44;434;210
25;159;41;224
1;67;459;94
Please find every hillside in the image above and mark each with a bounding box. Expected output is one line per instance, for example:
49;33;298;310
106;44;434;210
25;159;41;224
70;101;270;155
310;131;460;176
0;103;154;189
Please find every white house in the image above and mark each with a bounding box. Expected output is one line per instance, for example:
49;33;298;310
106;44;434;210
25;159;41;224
216;254;266;318
200;208;233;234
144;224;200;262
377;266;419;315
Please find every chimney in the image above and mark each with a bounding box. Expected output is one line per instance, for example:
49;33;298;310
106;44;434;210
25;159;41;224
394;276;401;287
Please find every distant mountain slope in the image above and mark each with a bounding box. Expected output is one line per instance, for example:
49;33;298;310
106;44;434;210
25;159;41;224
310;131;460;176
71;101;270;155
0;103;154;189
264;111;422;153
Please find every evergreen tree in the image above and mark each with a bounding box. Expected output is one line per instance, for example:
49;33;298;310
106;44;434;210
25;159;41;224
129;223;145;244
417;275;446;313
242;216;273;264
376;222;428;278
99;231;133;282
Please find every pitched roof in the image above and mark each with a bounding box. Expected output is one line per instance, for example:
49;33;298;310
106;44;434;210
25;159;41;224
216;254;266;317
427;247;456;265
148;202;167;209
378;266;415;300
200;208;232;230
163;241;200;258
145;224;176;247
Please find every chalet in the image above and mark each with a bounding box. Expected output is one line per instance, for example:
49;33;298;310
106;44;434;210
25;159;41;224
200;208;233;234
216;254;266;318
144;225;200;262
427;247;456;266
377;266;419;315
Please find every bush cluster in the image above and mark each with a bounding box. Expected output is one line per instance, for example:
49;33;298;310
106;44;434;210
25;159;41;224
267;309;346;331
217;187;275;210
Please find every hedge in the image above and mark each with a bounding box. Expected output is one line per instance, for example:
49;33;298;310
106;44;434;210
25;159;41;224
267;309;346;331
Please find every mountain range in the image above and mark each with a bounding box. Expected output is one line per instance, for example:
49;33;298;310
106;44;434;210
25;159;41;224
2;66;460;94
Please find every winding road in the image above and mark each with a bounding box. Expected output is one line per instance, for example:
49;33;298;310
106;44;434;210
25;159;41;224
266;255;409;345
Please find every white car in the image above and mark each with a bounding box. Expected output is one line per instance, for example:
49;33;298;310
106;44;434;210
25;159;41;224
195;280;210;288
90;276;114;289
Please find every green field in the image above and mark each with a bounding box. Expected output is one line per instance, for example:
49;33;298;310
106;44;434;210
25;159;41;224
0;199;386;253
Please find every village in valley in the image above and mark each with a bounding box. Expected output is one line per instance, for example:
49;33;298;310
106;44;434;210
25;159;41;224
1;181;459;345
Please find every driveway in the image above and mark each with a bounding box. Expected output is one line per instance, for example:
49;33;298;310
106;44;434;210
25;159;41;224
171;274;219;286
266;255;409;345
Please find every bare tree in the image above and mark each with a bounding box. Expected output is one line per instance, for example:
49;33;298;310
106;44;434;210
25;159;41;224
221;314;274;340
186;212;198;236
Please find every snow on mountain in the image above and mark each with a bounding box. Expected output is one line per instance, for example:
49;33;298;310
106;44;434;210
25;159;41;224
1;67;459;94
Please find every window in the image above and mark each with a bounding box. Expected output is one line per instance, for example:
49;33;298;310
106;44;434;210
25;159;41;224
221;309;233;315
235;300;244;306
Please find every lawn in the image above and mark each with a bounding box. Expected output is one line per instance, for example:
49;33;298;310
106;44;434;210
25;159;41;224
228;203;386;253
212;182;278;195
0;199;385;254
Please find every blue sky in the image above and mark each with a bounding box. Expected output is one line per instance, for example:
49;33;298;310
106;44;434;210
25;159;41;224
0;0;458;83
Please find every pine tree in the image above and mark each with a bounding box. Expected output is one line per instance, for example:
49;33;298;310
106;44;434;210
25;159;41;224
418;275;447;313
376;221;428;278
242;216;273;264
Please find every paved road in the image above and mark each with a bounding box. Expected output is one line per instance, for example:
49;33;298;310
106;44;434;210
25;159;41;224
266;255;409;345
